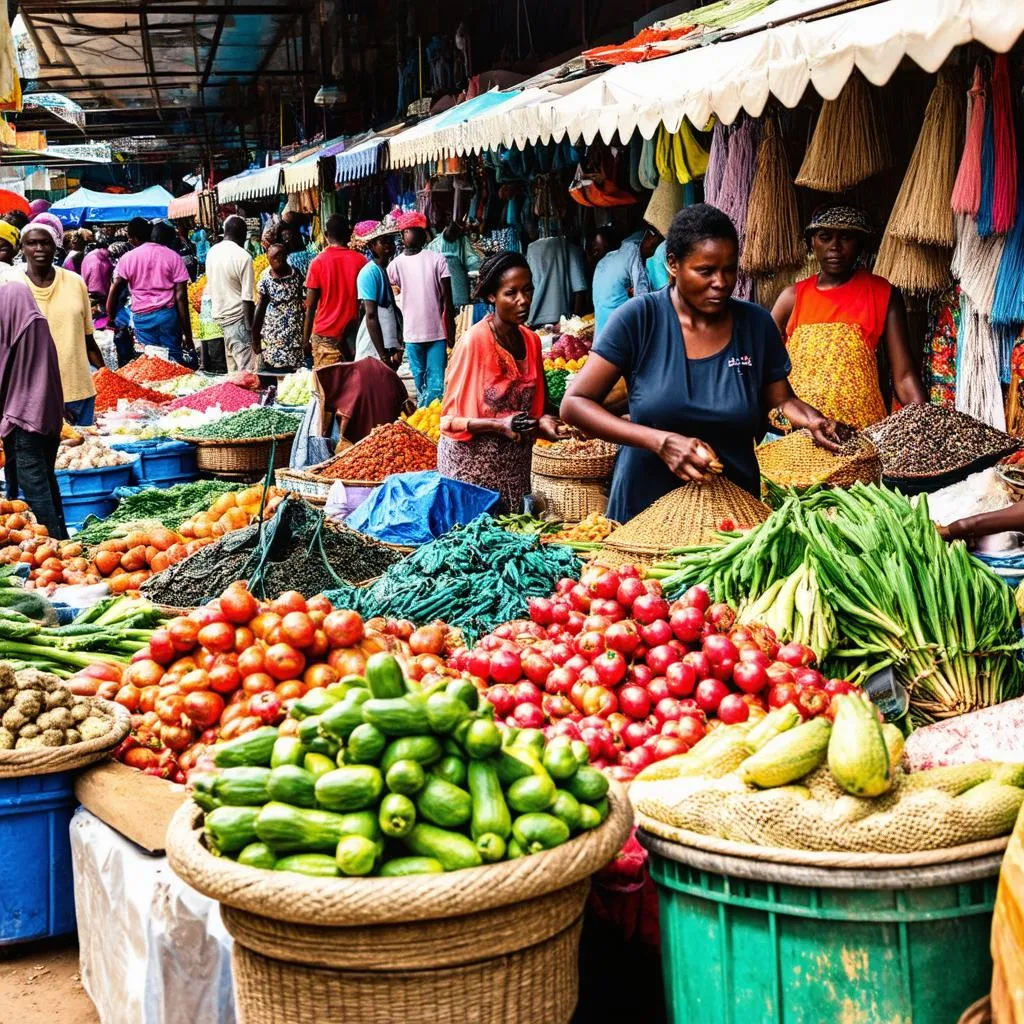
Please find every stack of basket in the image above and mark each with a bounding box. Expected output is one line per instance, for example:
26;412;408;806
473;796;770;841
756;428;880;500
531;439;618;522
598;475;771;568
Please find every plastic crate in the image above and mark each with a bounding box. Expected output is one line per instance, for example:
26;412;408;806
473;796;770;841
55;459;137;497
644;836;999;1024
61;493;118;529
112;438;197;486
0;772;78;944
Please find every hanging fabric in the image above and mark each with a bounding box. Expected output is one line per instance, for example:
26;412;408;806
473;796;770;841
922;286;960;408
952;212;1005;318
955;292;1006;430
951;65;986;217
703;121;728;207
639;135;659;191
991;54;1018;235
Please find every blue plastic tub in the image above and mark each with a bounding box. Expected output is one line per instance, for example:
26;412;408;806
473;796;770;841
0;772;78;944
112;438;197;486
55;459;137;497
61;493;117;529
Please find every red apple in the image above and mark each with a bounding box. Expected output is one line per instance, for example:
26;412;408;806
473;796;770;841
639;619;673;647
670;606;705;643
716;693;750;724
732;660;768;695
666;661;698;697
694;678;730;714
618;684;652;720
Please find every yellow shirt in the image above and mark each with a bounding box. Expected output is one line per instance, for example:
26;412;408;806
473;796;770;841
22;268;95;403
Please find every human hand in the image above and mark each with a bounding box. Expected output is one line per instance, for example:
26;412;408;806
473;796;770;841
538;414;570;441
655;433;720;483
806;414;842;453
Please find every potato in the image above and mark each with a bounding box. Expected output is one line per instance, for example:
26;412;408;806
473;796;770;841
0;727;13;750
2;707;26;732
40;728;64;747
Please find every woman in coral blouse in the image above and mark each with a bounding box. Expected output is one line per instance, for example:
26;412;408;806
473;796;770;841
771;205;925;429
439;252;567;511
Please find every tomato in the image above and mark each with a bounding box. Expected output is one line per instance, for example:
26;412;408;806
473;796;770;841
197;621;235;654
323;609;365;649
681;585;711;613
248;611;281;641
732;661;768;694
154;692;186;725
306;594;333;617
148;628;176;665
275;679;308;701
184;691;224;728
604;620;640;656
242;672;277;695
777;642;817;668
271;591;308;617
178;669;211;694
220;584;259;624
327;648;366;677
767;681;799;710
716;693;750;725
528;598;554;625
511;702;544;729
488;649;521;684
574;630;605;662
408;624;444;656
582;685;618;718
237;645;267;677
306;629;328;658
208;663;242;695
694;678;729;714
593;649;627;688
115;683;141;711
703;634;739;667
797;686;830;718
167;617;200;653
220;701;247;727
193;602;226;628
233;627;255;652
248;691;283;725
520;650;554;686
618;684;651;720
632;593;669;625
280;612;315;649
651;735;691;761
265;643;306;681
639;619;672;647
303;663;338;689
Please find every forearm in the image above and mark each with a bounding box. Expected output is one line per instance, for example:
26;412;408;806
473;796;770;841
445;416;512;437
303;302;317;347
945;503;1024;541
176;297;193;345
777;395;823;430
894;371;927;406
560;394;665;453
242;300;255;332
85;336;104;370
366;317;388;361
444;303;456;346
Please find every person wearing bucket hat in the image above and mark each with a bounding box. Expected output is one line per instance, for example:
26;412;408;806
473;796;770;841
562;203;840;523
353;217;403;365
770;203;925;429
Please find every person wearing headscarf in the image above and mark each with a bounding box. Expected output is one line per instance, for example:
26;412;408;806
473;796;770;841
0;220;19;267
0;277;69;539
19;217;104;427
62;228;90;274
28;212;67;268
387;210;454;405
770;204;926;429
439;252;568;512
352;217;402;365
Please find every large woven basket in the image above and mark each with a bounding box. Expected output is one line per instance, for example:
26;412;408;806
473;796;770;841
532;439;618;481
181;433;295;478
532;472;608;522
756;429;881;492
0;697;130;779
275;456;344;504
167;785;632;1024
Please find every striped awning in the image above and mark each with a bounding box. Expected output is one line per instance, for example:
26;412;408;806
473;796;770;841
167;191;199;220
217;163;283;204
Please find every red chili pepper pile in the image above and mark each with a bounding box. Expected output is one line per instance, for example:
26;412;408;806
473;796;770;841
93;368;175;413
168;382;261;413
120;355;192;384
318;421;437;480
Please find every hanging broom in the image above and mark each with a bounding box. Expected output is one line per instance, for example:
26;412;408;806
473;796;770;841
704;120;728;207
990;54;1017;235
795;69;892;192
951;65;986;216
888;70;964;248
952;212;1005;317
741;118;804;274
874;235;952;295
716;115;759;300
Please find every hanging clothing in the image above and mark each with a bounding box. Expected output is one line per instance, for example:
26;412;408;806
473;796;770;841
315;359;409;445
425;232;481;307
526;237;587;327
593;235;650;339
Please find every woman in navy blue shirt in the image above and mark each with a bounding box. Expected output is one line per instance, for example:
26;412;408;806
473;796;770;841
561;204;839;523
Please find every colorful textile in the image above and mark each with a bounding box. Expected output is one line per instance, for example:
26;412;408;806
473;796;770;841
441;317;545;442
786;270;891;352
804;205;873;238
315;359;408;444
425;232;482;307
437;433;533;514
287;249;313;280
923;286;959;408
257;267;304;369
387;250;450;343
114;242;188;314
306;246;366;338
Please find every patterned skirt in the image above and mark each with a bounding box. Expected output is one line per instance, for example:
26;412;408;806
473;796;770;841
437;434;534;514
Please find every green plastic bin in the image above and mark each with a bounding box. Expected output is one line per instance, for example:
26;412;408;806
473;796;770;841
641;831;1000;1024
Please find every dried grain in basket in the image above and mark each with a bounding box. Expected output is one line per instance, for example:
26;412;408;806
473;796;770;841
531;472;608;522
531;438;619;481
756;429;881;491
600;476;770;560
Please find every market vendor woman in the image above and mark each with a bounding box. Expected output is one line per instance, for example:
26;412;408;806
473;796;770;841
561;204;839;523
770;204;926;428
439;252;568;511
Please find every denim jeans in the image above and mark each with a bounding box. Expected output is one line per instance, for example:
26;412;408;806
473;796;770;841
406;340;447;406
65;396;96;427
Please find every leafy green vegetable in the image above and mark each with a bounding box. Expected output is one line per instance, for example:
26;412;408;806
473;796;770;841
175;408;300;441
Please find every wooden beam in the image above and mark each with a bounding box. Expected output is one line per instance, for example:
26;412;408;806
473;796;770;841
202;13;226;86
138;9;164;116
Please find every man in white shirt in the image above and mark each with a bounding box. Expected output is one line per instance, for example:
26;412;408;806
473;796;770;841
204;215;256;372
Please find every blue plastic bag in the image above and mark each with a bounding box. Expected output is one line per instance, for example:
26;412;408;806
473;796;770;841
345;471;500;546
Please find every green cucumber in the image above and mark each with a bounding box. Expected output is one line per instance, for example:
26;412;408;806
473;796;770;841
385;759;426;795
205;805;259;854
335;835;378;876
512;812;571;854
237;841;277;870
275;853;340;877
190;772;220;812
378;793;416;838
365;652;407;699
507;773;556;813
266;765;317;808
379;856;444;877
463;719;502;759
467;759;511;840
591;797;610;823
254;802;377;853
550;790;583;832
415;776;472;828
315;766;383;812
496;746;541;786
567;766;609;804
512;729;545;757
506;837;525;859
296;715;324;747
425;692;470;734
346;723;388;764
362;697;430;736
270;735;307;768
543;739;580;781
446;677;479;710
306;734;340;759
303;752;336;778
213;766;271;806
577;803;602;831
502;726;520;748
213;726;279;768
433;755;467;788
380;735;443;773
326;674;368;699
291;688;340;720
475;832;506;863
404;823;483;871
319;689;371;740
571;740;590;766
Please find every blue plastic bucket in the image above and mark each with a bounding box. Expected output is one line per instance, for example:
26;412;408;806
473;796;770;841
0;772;78;944
112;438;197;486
55;459;137;497
61;493;117;529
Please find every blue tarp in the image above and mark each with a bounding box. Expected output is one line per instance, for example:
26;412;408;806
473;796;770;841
49;186;174;227
430;90;522;130
345;471;500;546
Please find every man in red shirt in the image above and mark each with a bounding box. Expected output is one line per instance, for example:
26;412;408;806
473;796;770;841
302;215;367;368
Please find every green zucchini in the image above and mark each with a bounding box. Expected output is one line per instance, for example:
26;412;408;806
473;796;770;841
433;755;467;788
512;813;571;854
362;696;429;736
237;842;277;870
213;726;279;768
213;766;271;807
385;758;426;795
266;765;317;808
507;773;556;814
550;790;583;832
306;734;340;759
570;740;590;766
291;688;340;720
205;805;259;854
378;793;416;838
270;735;307;769
577;803;602;831
315;766;383;812
380;735;443;773
445;677;479;710
425;692;470;734
274;853;340;878
379;856;444;877
365;652;407;699
346;723;388;764
415;775;472;828
296;715;324;747
335;835;379;876
506;837;525;859
189;772;220;812
512;729;545;757
467;759;511;840
496;746;541;786
403;823;482;871
327;673;368;699
254;802;368;853
319;689;371;740
542;738;580;781
462;718;502;759
475;832;506;863
303;752;336;778
567;766;609;804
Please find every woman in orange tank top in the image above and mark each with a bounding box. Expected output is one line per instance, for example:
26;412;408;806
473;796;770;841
771;205;926;429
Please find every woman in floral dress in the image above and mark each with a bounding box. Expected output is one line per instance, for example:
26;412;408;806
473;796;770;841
253;244;304;372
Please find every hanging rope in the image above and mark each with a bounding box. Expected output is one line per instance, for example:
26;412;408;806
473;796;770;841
991;54;1018;235
955;292;1006;430
951;65;986;216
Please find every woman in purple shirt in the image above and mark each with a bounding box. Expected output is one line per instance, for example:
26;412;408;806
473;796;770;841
0;277;68;538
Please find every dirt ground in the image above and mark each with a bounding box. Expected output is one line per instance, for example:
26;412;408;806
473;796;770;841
0;937;99;1024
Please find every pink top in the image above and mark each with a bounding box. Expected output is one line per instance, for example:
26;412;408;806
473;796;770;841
113;242;189;314
81;248;114;297
387;250;450;344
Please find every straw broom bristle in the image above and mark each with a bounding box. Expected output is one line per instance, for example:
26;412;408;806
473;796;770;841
888;71;964;248
795;69;892;192
755;253;817;310
741;119;804;274
874;234;952;295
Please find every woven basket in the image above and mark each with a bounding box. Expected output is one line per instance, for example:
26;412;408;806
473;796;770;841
532;440;618;481
756;429;881;492
167;785;632;1024
180;433;295;478
275;457;344;503
0;698;130;779
531;472;608;523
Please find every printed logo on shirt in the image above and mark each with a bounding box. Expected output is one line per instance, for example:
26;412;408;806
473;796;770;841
728;355;753;372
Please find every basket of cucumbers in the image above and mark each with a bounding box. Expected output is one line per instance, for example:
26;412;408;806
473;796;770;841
166;652;632;1024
